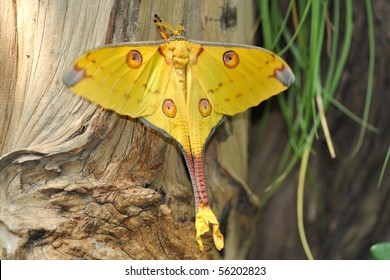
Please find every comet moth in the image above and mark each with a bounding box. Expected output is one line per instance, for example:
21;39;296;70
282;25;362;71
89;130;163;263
63;15;295;251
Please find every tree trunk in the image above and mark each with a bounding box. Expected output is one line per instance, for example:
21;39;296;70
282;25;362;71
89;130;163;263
0;0;257;259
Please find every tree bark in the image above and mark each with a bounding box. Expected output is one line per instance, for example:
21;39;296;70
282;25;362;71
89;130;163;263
0;0;257;259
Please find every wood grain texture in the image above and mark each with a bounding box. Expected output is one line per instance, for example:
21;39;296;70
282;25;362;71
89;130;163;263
0;0;257;259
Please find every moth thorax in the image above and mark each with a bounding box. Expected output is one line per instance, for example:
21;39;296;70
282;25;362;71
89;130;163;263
172;41;189;68
172;56;188;69
174;67;187;94
175;68;186;81
173;56;188;90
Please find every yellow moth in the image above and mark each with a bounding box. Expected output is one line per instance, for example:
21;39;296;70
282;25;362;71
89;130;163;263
63;15;295;251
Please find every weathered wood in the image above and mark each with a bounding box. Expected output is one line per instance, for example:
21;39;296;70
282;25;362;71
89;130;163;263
0;0;257;259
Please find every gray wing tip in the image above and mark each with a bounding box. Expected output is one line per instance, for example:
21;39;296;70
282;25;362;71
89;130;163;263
63;66;86;88
275;65;295;87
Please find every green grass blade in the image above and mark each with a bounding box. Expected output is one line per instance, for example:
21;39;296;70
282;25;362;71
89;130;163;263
377;144;390;189
351;0;375;156
297;142;314;260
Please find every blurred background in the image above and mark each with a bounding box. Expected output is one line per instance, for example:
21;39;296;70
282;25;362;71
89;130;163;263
248;0;389;259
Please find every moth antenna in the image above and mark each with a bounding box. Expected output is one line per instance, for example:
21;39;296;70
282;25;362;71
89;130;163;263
154;14;170;39
154;14;162;22
153;14;185;39
174;20;185;36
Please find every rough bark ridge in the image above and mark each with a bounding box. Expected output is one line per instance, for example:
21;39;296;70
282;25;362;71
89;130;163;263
0;0;257;259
